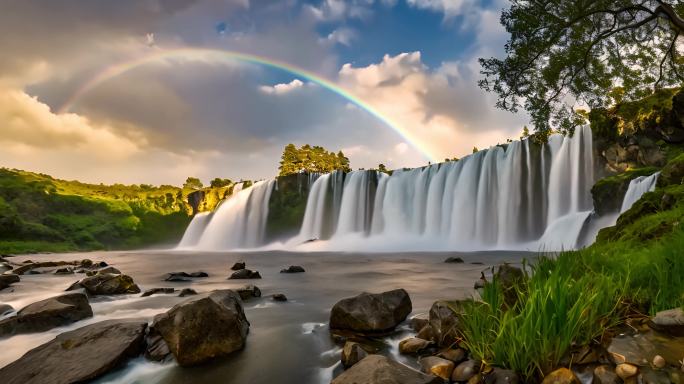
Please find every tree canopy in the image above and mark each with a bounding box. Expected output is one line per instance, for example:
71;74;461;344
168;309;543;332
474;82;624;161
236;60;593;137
278;144;351;176
183;177;203;190
209;178;232;188
480;0;684;136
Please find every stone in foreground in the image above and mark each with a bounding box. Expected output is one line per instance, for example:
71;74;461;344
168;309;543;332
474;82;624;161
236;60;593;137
0;292;92;336
399;337;432;355
332;355;442;384
67;273;140;295
341;341;368;368
541;368;580;384
420;356;454;381
429;300;463;347
648;307;684;336
151;289;250;366
236;284;261;300
330;289;412;333
272;293;287;302
452;359;479;382
141;287;175;297
0;319;147;384
229;269;262;279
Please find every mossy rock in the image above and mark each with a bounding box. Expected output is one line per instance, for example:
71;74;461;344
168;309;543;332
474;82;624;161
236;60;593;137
591;167;659;215
657;153;684;187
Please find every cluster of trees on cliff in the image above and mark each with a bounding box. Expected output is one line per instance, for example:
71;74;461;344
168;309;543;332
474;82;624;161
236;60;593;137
278;144;351;176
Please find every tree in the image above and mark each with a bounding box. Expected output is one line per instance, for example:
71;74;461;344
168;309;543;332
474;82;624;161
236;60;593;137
472;146;479;153
278;144;352;176
480;1;684;136
183;177;203;190
209;178;232;188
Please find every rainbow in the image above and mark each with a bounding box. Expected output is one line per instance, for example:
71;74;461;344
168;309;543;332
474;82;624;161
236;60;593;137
58;47;440;162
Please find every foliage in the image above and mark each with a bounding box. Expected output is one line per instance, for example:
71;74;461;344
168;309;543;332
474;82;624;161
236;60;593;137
183;177;203;190
278;144;351;176
209;178;232;188
0;168;194;253
590;166;659;214
265;173;311;240
480;1;684;135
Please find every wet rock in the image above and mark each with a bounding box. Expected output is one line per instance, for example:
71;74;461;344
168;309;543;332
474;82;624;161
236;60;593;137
0;274;20;290
231;262;245;270
280;265;305;273
568;345;599;365
80;259;93;268
593;365;620;384
145;329;172;362
445;257;464;263
483;368;520;384
151;289;249;366
0;292;93;336
410;315;429;332
332;355;442;384
178;288;197;297
438;348;466;363
86;266;121;276
608;330;684;368
420;356;454;380
272;293;287;302
164;272;192;282
649;308;684;336
417;324;434;341
452;359;480;382
399;337;432;355
341;341;368;368
141;288;175;297
189;271;208;278
640;367;671;384
495;264;525;308
429;300;463;347
96;261;108;267
67;273;141;295
228;269;262;279
542;368;580;384
329;289;412;334
0;319;147;384
13;261;80;275
0;262;13;273
616;363;638;380
236;284;262;300
54;267;74;275
0;304;13;316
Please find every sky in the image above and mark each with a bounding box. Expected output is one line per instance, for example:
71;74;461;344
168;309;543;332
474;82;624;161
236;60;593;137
0;0;529;185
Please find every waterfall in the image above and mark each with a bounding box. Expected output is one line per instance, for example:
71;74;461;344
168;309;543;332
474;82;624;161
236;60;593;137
177;212;213;248
181;180;275;250
620;172;660;213
293;126;596;251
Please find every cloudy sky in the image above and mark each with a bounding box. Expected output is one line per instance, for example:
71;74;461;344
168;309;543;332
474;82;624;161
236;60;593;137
0;0;528;185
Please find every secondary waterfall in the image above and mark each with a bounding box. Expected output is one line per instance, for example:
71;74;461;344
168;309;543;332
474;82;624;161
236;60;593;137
620;172;660;213
294;126;595;251
180;180;275;250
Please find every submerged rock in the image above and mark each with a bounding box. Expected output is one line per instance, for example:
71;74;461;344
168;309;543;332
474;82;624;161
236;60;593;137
231;262;246;270
12;261;78;275
141;288;175;297
272;293;287;302
332;355;442;384
593;365;620;384
542;368;580;384
649;308;684;336
178;288;198;297
280;265;305;273
164;272;191;282
329;289;412;334
67;273;140;295
151;289;250;366
228;269;261;279
444;257;464;263
86;266;121;277
53;267;73;275
341;341;368;368
0;319;147;384
0;292;92;336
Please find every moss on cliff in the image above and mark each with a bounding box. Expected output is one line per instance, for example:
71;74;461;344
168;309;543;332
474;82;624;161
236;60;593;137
265;173;313;241
590;167;659;215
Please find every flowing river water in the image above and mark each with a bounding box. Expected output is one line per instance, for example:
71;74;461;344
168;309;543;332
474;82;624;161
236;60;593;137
0;249;533;383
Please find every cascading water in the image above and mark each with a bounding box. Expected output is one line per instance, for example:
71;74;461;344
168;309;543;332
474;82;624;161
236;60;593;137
177;212;213;248
620;172;660;213
180;180;275;250
291;126;595;251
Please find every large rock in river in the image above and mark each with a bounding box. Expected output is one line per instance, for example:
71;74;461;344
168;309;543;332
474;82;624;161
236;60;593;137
330;289;412;333
0;292;92;336
428;300;464;347
332;355;442;384
151;289;250;366
0;319;147;384
67;273;140;295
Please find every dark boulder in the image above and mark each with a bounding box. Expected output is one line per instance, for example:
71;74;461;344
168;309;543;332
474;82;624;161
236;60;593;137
332;355;442;384
444;257;464;263
236;284;261;300
145;330;172;362
0;304;13;316
178;288;197;297
228;269;261;279
428;300;464;347
164;272;192;282
0;274;20;290
231;262;246;270
141;288;175;297
280;265;305;273
86;266;121;277
648;307;684;336
0;319;147;384
67;273;140;295
54;268;74;275
189;271;208;278
341;341;368;368
151;290;250;366
272;293;287;302
483;368;521;384
330;289;412;334
452;359;479;382
0;293;92;336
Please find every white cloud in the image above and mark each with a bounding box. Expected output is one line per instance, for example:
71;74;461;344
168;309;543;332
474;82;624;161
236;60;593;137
305;0;374;22
406;0;476;18
259;79;305;95
320;28;357;46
